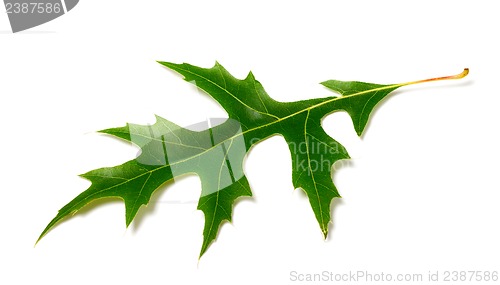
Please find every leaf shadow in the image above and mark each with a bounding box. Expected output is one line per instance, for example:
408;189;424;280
326;159;353;241
325;198;345;241
73;197;124;217
129;175;187;233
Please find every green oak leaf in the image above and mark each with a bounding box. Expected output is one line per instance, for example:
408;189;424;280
38;62;468;257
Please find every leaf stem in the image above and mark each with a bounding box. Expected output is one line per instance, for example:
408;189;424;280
401;68;469;86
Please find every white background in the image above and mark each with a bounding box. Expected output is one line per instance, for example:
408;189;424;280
1;1;499;284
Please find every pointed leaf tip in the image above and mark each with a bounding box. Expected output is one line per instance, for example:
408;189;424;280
156;60;169;67
246;71;255;80
156;60;178;70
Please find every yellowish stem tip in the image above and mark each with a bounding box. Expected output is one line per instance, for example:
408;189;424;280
450;68;469;79
403;68;469;86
